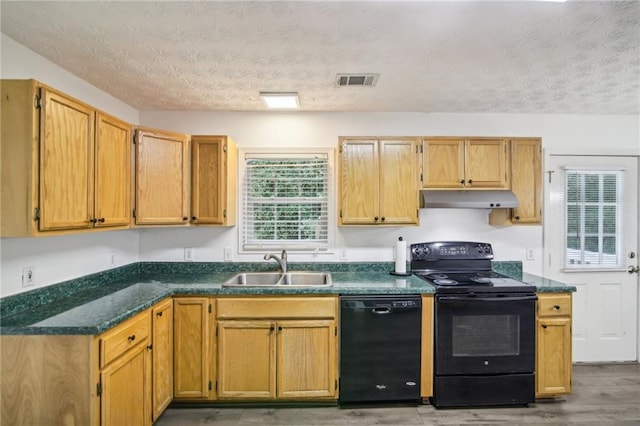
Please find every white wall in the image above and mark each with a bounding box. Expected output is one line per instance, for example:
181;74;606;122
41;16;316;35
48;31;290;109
0;35;141;297
2;35;639;297
138;110;639;272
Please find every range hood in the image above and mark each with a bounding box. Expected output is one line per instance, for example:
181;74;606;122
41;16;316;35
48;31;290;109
421;190;519;209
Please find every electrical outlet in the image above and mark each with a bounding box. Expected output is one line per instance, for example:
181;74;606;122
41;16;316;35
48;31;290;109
22;266;34;287
184;247;194;262
339;249;348;260
526;247;535;261
223;247;233;262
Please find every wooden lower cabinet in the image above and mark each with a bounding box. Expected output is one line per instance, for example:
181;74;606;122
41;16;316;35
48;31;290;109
217;320;276;398
98;308;152;426
152;298;174;420
216;296;338;401
536;293;572;398
420;295;434;399
100;342;151;426
173;297;216;400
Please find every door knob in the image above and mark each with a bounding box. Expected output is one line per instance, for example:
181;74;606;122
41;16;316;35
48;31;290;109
628;265;639;274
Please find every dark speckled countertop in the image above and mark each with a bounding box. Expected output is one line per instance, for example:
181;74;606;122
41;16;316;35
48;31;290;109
0;261;575;336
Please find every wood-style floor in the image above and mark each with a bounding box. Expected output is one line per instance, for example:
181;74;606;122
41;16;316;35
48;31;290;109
155;364;640;425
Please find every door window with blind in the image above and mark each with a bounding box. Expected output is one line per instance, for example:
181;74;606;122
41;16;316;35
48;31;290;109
242;152;331;251
563;169;627;270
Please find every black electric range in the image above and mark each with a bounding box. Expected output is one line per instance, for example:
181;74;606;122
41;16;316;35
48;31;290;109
410;241;537;408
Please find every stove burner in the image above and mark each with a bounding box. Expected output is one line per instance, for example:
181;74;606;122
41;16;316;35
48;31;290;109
471;277;493;284
433;279;458;286
427;273;449;280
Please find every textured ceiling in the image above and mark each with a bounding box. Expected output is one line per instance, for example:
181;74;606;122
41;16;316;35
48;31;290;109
1;1;639;114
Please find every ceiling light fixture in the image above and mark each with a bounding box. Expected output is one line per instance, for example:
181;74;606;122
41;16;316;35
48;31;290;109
259;92;300;110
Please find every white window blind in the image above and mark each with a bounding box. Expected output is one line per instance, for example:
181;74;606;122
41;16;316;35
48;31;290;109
562;168;627;270
242;154;329;250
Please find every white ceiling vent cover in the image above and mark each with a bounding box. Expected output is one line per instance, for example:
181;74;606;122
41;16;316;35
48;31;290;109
336;74;380;87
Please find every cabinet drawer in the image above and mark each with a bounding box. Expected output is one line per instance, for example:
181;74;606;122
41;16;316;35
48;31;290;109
217;297;337;319
537;294;571;317
100;311;150;367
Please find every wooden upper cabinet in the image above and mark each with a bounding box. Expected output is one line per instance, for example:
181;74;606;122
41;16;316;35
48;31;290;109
421;138;465;188
340;137;418;225
465;138;509;188
134;128;190;225
39;88;96;231
95;113;131;227
0;80;132;236
379;139;419;224
422;137;509;189
339;139;379;225
191;136;237;225
489;138;542;226
510;138;542;223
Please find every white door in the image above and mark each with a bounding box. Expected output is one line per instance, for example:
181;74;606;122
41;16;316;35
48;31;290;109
545;155;639;362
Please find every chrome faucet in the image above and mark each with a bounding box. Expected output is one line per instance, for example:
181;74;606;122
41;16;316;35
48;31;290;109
264;250;288;274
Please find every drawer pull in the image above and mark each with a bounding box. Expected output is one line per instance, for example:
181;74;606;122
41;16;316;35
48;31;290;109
553;305;561;310
156;311;163;317
128;335;136;342
542;324;548;329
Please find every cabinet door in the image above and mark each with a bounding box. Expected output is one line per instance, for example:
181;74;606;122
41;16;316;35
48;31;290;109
511;138;542;224
465;138;509;188
339;139;380;224
101;343;151;426
421;138;465;188
191;136;226;224
217;320;276;399
420;295;434;398
135;128;189;225
276;320;337;399
379;139;418;224
39;88;95;230
95;112;131;228
536;317;572;397
173;298;212;399
152;299;173;420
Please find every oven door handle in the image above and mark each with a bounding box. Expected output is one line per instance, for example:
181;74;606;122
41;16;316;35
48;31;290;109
438;295;538;303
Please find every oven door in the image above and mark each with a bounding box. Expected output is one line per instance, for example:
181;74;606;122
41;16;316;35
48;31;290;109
435;293;537;376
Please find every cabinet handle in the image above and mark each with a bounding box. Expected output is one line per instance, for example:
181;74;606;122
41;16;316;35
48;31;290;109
270;326;275;331
542;324;548;329
381;217;385;222
515;215;521;220
90;218;98;224
128;335;136;341
553;305;561;310
374;216;379;221
191;216;197;221
495;203;501;207
278;326;283;331
98;218;105;223
156;311;163;317
182;217;188;221
460;179;465;185
468;179;473;184
147;344;153;350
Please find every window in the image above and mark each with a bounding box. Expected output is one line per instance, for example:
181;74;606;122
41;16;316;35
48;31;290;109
242;152;330;251
563;169;626;269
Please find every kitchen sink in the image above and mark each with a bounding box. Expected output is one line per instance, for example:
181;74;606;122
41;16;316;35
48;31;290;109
222;271;332;287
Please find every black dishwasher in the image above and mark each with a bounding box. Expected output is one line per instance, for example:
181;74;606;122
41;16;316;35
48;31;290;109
339;295;422;403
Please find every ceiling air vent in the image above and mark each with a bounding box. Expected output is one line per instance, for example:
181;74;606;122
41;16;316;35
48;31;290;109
336;73;380;87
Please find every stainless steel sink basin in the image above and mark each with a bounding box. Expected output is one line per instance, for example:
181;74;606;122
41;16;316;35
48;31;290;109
222;271;332;287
